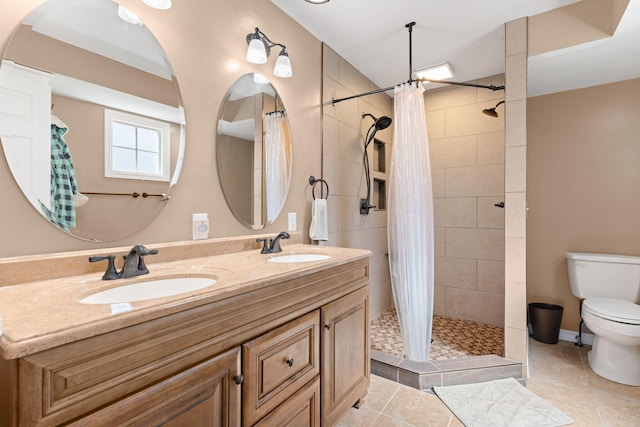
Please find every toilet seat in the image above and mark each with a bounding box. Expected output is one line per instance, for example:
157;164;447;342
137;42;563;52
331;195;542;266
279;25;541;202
583;297;640;325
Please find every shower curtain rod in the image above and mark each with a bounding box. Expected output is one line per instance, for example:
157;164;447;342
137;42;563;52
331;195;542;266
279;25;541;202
331;21;505;106
331;79;504;105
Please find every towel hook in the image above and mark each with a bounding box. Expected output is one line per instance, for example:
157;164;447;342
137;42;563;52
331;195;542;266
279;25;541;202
309;176;329;200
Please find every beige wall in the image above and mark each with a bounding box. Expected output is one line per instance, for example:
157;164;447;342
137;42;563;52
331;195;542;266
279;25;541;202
322;45;394;319
527;77;640;331
0;0;322;256
425;76;506;326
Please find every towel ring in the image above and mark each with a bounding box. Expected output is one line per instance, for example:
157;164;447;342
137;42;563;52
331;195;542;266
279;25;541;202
309;176;329;200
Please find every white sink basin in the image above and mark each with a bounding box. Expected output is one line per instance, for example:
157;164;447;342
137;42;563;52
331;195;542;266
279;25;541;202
80;277;218;304
268;254;331;263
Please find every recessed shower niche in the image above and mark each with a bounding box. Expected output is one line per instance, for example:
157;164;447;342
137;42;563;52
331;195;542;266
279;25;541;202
372;138;387;211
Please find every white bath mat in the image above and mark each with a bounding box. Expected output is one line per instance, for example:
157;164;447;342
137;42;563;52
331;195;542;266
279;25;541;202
433;377;574;427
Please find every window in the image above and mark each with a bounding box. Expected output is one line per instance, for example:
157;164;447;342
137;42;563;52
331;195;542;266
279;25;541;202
105;109;170;181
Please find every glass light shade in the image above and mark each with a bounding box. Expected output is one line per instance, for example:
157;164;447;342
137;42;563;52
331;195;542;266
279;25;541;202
253;73;270;84
142;0;172;9
246;39;268;64
305;0;330;3
273;53;292;78
117;5;143;25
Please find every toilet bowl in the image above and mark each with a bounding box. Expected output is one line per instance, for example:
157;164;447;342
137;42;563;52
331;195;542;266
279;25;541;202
566;252;640;386
581;297;640;386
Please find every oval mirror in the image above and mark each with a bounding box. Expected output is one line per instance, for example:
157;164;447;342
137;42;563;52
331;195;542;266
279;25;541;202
0;0;185;242
216;73;292;229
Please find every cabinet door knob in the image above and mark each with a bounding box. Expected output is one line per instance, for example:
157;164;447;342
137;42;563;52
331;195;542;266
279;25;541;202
233;374;244;385
286;357;294;367
324;324;331;330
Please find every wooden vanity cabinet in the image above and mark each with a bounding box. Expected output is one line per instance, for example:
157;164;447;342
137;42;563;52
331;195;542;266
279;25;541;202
0;257;369;426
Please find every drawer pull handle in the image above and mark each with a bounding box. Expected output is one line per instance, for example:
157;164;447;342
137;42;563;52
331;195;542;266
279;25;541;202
286;358;294;367
233;374;244;385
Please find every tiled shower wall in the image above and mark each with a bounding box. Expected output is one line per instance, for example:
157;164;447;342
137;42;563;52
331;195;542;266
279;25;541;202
425;78;506;326
322;42;507;325
322;44;394;319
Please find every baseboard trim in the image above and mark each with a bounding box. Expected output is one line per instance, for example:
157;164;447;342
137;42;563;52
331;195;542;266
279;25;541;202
559;328;594;346
527;323;594;346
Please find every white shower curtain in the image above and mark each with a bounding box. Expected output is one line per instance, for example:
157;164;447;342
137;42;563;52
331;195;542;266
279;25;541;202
388;82;434;362
265;112;289;222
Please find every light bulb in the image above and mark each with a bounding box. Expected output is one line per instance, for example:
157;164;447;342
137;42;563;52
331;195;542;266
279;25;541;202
273;52;292;78
246;38;268;64
142;0;172;9
117;5;143;25
253;73;270;84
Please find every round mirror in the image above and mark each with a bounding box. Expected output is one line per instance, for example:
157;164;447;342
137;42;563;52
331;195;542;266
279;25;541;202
0;0;185;242
216;73;292;229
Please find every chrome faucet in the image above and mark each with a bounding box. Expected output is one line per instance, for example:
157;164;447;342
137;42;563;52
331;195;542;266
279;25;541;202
256;231;291;254
89;245;158;280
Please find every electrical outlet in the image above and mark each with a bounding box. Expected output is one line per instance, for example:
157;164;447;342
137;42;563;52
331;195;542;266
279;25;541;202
192;213;209;240
288;212;297;232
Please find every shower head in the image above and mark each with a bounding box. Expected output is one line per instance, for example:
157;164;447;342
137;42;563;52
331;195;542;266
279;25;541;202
482;100;505;118
362;113;393;130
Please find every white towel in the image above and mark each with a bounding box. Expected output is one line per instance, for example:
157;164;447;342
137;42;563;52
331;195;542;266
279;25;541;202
309;199;329;241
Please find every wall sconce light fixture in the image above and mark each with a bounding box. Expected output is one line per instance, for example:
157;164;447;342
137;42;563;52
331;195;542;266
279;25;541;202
246;27;293;78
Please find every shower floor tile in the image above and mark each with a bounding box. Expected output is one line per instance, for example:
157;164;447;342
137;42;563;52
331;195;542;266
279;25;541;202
371;307;504;360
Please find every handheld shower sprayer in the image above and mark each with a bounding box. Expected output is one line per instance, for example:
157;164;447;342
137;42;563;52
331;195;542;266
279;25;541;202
361;113;392;215
362;113;392;131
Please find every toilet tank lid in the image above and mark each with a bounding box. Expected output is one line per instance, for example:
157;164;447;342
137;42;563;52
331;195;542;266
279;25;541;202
566;252;640;265
583;297;640;324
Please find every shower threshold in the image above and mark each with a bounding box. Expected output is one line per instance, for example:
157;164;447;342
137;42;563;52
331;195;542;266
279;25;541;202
371;349;523;390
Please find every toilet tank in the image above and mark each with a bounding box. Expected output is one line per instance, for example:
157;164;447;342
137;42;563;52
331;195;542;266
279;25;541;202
566;252;640;302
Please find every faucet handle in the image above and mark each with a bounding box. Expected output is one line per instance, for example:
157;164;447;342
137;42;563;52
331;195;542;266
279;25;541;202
137;249;158;274
256;238;271;254
89;255;120;280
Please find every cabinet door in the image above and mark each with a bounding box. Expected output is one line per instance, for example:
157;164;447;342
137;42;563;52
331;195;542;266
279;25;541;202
70;347;241;427
320;287;370;426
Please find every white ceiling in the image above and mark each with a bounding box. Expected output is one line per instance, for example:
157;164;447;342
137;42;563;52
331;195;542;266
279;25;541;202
24;0;173;80
272;0;640;97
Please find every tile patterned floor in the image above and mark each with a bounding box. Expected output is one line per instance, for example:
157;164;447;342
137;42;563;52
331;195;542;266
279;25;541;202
371;307;504;360
337;339;640;426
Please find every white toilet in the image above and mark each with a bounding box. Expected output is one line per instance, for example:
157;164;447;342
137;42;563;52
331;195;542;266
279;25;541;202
566;252;640;386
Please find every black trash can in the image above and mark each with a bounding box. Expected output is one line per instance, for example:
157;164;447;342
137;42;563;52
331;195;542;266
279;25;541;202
528;303;563;344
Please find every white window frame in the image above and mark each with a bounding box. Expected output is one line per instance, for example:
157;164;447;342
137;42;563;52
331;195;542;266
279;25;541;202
104;109;171;181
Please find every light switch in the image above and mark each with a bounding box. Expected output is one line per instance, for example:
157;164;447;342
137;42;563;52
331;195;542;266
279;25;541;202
288;212;297;232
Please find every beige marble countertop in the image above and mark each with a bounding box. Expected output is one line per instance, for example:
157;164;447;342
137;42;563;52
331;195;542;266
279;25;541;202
0;244;371;360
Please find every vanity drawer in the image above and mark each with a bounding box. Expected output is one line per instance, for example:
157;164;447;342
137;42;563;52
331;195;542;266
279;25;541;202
254;377;320;427
242;310;320;426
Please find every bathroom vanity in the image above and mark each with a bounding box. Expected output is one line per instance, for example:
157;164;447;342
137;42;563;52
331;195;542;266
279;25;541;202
0;238;370;426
